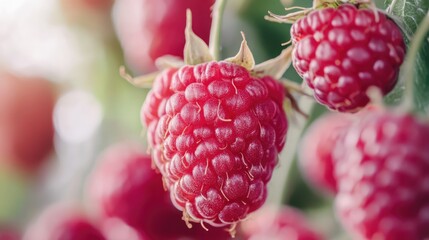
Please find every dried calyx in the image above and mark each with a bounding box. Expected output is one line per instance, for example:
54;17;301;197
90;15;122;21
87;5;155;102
266;0;377;24
124;10;293;84
122;9;306;115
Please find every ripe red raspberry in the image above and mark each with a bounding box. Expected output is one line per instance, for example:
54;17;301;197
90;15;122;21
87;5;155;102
291;4;405;112
87;143;231;240
299;112;352;195
24;204;105;240
141;61;288;228
334;110;429;239
239;206;324;240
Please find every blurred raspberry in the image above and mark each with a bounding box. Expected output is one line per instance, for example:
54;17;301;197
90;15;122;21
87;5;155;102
334;110;429;239
87;142;231;240
299;112;352;195
23;204;105;240
239;206;324;240
0;228;20;240
99;218;149;240
0;72;55;173
112;0;214;73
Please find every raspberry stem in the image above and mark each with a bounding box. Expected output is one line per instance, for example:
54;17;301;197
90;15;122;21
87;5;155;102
401;11;429;112
268;97;315;205
209;0;227;60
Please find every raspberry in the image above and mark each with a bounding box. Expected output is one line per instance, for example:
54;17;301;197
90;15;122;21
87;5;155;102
112;0;214;73
334;110;429;239
141;61;288;228
24;204;105;240
87;143;231;239
290;4;405;112
141;68;177;149
239;206;324;240
299;112;352;195
0;72;55;173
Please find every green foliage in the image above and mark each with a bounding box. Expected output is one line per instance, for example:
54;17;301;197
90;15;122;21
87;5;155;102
384;0;429;112
0;168;28;223
238;0;306;82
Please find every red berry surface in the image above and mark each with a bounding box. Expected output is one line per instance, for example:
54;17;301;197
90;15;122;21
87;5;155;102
24;204;105;240
239;206;324;240
334;110;429;239
141;61;288;227
87;143;231;240
112;0;214;73
291;4;405;112
0;72;55;173
299;112;352;195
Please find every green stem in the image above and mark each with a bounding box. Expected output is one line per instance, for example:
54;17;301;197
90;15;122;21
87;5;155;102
279;101;323;204
401;11;429;112
209;0;227;60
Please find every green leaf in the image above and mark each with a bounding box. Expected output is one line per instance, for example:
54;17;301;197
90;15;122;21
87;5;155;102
384;0;429;113
0;167;29;222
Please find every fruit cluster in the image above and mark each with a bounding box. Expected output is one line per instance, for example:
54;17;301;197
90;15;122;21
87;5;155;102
133;0;413;239
284;1;429;239
2;0;427;239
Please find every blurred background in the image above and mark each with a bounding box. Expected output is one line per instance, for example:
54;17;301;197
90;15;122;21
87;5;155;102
0;0;387;238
